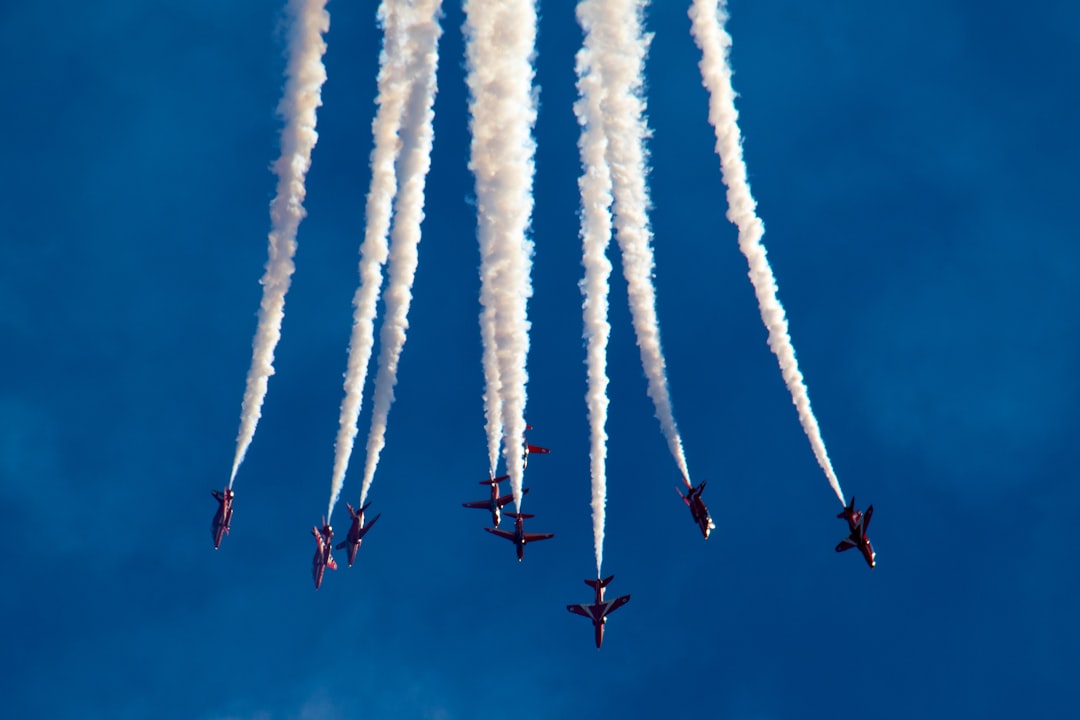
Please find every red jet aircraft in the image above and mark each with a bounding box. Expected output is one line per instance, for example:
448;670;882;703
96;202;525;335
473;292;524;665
311;521;338;589
677;479;715;539
211;487;235;550
462;475;530;527
523;425;549;469
484;512;554;562
835;501;876;569
335;502;381;568
566;575;631;649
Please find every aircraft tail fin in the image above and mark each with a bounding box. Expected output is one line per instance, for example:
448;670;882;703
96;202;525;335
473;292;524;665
506;512;535;519
481;475;511;485
585;575;614;590
838;496;855;520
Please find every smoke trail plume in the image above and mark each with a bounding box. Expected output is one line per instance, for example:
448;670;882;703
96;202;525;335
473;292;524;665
603;0;693;485
325;0;414;520
359;0;444;507
229;0;330;488
690;0;845;504
480;285;503;477
464;0;539;509
574;0;616;577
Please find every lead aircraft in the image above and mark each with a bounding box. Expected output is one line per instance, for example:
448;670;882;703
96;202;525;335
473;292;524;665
462;475;530;528
484;512;554;562
335;502;380;567
211;487;235;550
566;575;631;648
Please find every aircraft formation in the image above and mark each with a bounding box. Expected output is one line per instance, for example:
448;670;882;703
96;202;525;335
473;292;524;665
210;426;877;648
213;0;880;649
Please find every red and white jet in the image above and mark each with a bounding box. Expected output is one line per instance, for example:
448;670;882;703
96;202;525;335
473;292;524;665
566;575;631;649
522;425;549;469
311;521;338;589
335;502;380;568
462;475;530;528
835;500;876;569
211;487;235;550
484;512;554;562
677;479;715;539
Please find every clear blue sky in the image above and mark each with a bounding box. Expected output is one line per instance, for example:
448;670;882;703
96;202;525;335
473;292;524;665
1;1;1078;718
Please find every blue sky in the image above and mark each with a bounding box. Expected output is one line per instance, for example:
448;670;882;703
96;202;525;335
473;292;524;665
1;1;1078;718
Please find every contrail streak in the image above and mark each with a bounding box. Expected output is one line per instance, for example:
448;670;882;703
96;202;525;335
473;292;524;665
480;278;503;478
603;0;693;486
229;0;330;488
690;0;845;505
574;0;616;577
464;0;539;509
325;0;412;520
359;0;444;508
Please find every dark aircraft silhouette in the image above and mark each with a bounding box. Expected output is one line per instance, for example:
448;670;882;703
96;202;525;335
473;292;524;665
211;487;235;550
335;502;380;567
462;475;530;527
677;479;715;539
484;512;554;562
566;575;631;648
311;521;337;589
836;502;876;569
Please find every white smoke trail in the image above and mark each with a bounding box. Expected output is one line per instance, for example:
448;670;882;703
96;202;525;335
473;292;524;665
229;0;330;488
574;0;616;577
359;0;444;508
603;0;693;485
480;281;503;477
325;0;412;520
690;0;845;505
464;0;539;509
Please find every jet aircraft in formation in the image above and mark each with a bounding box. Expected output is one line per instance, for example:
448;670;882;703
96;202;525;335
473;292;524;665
212;422;878;601
484;512;555;562
522;425;549;469
677;479;715;539
311;521;338;590
835;497;875;569
462;475;529;528
566;575;632;648
211;487;235;550
336;502;381;568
